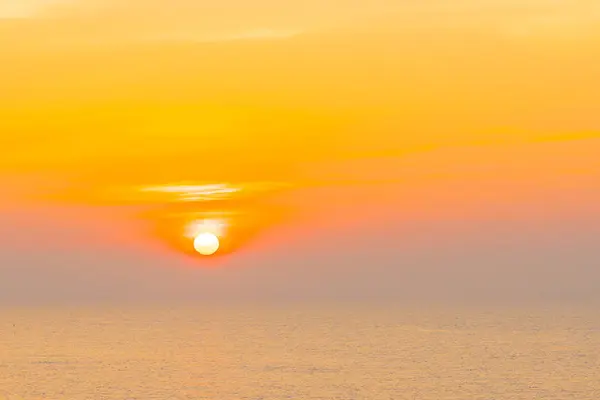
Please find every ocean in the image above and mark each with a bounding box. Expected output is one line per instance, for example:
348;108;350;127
1;306;598;399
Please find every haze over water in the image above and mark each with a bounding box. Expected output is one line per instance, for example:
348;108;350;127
1;306;599;399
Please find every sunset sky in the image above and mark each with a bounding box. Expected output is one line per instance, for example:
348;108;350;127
1;0;599;305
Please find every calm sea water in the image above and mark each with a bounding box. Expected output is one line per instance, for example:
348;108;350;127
0;306;599;399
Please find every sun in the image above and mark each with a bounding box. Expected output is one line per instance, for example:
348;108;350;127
193;232;220;256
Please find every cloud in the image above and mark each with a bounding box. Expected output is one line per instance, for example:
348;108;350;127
3;0;600;48
0;0;68;18
0;0;311;46
185;29;302;43
117;28;302;45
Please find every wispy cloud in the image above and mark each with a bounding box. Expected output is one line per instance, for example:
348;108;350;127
111;28;303;45
175;29;302;43
500;3;600;37
0;0;75;18
0;0;305;46
4;0;600;45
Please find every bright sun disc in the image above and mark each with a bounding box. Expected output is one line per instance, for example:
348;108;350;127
193;232;220;256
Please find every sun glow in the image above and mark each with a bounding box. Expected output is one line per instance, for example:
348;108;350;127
193;232;220;256
184;218;227;239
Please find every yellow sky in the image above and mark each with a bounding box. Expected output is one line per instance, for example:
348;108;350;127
1;0;599;185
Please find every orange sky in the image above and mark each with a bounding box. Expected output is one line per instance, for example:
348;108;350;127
1;0;599;303
2;0;599;177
